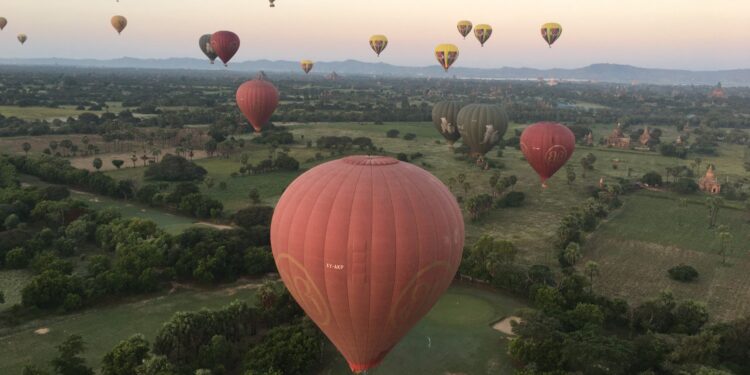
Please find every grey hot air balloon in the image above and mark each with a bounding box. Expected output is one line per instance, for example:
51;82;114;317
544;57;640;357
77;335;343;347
199;34;218;64
457;104;508;157
431;101;463;146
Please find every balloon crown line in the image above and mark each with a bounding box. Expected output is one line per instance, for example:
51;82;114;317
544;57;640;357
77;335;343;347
342;155;399;166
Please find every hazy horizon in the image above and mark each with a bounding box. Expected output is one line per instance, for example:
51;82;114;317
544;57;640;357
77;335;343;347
1;0;749;70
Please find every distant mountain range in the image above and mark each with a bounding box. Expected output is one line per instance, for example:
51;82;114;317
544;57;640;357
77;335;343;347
1;57;749;87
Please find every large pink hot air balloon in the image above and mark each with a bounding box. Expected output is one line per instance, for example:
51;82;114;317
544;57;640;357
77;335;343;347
270;155;465;373
210;31;240;66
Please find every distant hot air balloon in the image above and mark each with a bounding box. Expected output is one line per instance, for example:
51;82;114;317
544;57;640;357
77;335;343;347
300;60;314;74
236;78;279;132
269;0;276;7
434;44;459;72
271;155;464;374
474;24;492;47
199;34;218;64
541;22;562;47
432;101;463;146
457;20;472;39
520;122;575;188
211;31;240;66
111;15;127;35
369;35;388;57
17;34;27;45
457;104;508;157
0;18;7;31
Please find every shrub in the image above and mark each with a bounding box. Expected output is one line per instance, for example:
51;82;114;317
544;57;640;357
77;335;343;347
403;133;416;141
386;129;400;138
396;153;408;162
668;264;699;282
641;171;663;187
672;178;699;194
494;191;526;208
144;154;207;181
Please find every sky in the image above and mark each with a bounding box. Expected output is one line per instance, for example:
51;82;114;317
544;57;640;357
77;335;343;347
1;0;749;70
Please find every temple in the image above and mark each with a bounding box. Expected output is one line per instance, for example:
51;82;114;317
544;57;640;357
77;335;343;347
710;82;727;99
698;165;721;194
606;123;630;149
639;126;653;147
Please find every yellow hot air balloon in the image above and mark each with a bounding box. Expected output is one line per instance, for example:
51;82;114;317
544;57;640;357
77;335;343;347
17;34;27;45
300;60;314;74
435;44;459;72
541;22;562;47
369;35;388;57
111;15;127;35
457;20;472;39
474;24;492;47
0;17;7;31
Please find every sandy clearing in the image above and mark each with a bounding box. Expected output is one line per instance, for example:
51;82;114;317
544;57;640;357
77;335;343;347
196;222;235;230
492;316;521;336
34;328;50;335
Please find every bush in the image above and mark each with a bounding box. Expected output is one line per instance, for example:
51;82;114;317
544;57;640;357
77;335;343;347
641;171;663;187
396;153;408;162
494;191;526;208
672;178;699;194
403;133;416;141
144;154;207;181
233;206;274;231
668;264;699;282
386;129;400;138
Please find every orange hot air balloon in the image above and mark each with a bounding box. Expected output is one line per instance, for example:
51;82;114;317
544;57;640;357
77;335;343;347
236;78;279;132
435;44;459;72
111;15;127;35
271;155;464;374
520;122;576;188
300;59;314;74
211;31;240;66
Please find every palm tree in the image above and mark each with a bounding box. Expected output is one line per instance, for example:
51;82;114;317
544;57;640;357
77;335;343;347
564;242;582;266
130;154;138;168
21;142;31;156
585;261;600;291
140;154;150;166
49;140;58;154
151;148;161;163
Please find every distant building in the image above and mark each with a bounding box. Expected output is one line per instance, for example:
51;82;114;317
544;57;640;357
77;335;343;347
326;71;340;81
698;165;721;194
639;126;654;147
710;82;727;99
675;135;685;145
606;123;631;149
584;132;594;146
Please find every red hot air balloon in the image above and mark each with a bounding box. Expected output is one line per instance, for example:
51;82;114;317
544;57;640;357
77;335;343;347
520;122;576;188
270;155;464;373
236;78;279;132
210;31;240;66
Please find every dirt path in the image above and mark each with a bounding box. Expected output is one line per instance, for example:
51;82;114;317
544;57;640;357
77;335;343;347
492;316;521;336
196;222;235;230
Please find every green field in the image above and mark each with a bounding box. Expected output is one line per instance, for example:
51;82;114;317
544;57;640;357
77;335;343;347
0;270;32;312
0;283;525;375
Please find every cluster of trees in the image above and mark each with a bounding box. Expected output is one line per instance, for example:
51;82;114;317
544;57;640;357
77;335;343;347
144;154;207;181
448;172;523;221
315;135;378;152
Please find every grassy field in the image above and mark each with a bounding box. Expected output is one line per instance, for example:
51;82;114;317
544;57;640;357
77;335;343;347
0;283;525;375
581;192;750;321
0;281;259;374
0;270;33;312
0;105;98;121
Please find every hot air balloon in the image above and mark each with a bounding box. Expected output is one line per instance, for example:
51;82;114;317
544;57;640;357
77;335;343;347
271;155;464;374
0;18;7;31
434;44;459;72
457;104;508;157
369;35;388;57
211;31;240;66
432;101;463;146
300;60;314;74
199;34;218;64
269;0;276;7
541;22;562;47
457;20;472;39
520;122;575;188
17;34;27;45
111;15;127;35
474;24;492;47
236;78;279;132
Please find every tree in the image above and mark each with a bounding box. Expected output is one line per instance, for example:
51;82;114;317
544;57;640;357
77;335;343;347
92;158;103;171
145;154;207;181
22;142;31;156
585;261;599;291
386;129;400;138
204;176;215;190
705;196;722;228
101;334;151;375
462;182;471;195
248;188;261;204
112;159;124;169
717;226;732;265
564;242;582;266
0;290;4;304
130;154;138;168
641;171;663;187
566;165;576;186
52;335;94;375
151;149;161;163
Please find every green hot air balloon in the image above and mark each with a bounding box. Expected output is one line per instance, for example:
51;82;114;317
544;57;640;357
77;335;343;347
457;104;508;157
432;101;463;146
199;34;218;64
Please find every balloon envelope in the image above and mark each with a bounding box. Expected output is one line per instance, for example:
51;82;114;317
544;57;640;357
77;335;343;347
199;34;218;63
211;31;240;66
17;34;27;45
300;59;314;74
474;24;492;46
457;20;472;39
111;15;127;34
434;44;459;72
0;18;7;31
369;35;388;56
270;155;464;373
457;104;508;157
541;22;562;47
236;79;279;132
520;122;576;187
432;101;463;145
